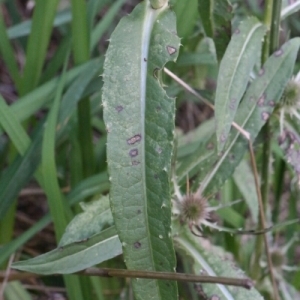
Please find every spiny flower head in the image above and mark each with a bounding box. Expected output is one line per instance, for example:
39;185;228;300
279;71;300;133
179;193;210;225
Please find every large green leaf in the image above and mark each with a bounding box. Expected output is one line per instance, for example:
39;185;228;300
196;38;300;195
102;1;180;299
12;226;121;275
215;17;266;152
174;223;264;300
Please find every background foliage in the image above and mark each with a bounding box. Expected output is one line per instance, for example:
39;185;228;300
0;0;300;299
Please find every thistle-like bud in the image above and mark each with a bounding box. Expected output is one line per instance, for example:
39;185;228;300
180;193;210;225
280;75;300;110
278;72;300;134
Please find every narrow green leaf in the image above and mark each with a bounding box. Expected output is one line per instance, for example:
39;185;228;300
103;1;180;299
177;37;217;66
20;0;60;94
198;38;300;195
57;58;103;139
40;35;71;84
0;59;100;133
41;57;70;240
174;225;264;300
0;95;31;154
215;17;266;152
0;15;21;91
90;0;126;52
12;227;121;275
198;0;213;37
87;0;109;31
7;9;71;39
198;0;232;61
71;0;95;178
233;160;259;223
71;0;89;64
173;0;198;40
281;0;300;20
0;123;43;219
213;0;233;61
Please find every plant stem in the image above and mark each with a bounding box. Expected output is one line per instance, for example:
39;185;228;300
1;269;253;289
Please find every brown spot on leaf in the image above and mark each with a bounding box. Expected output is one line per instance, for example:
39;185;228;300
167;46;176;55
261;112;270;121
127;134;142;145
115;105;123;113
257;94;266;107
134;241;141;249
156;147;162;154
129;149;138;157
220;133;226;143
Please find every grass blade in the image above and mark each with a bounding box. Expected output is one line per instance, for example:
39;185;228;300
20;0;60;95
71;0;95;178
0;15;21;91
6;9;71;39
90;0;126;52
40;56;85;300
3;59;99;131
0;123;43;219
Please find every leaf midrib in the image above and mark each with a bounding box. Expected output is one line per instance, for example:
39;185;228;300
139;2;168;298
